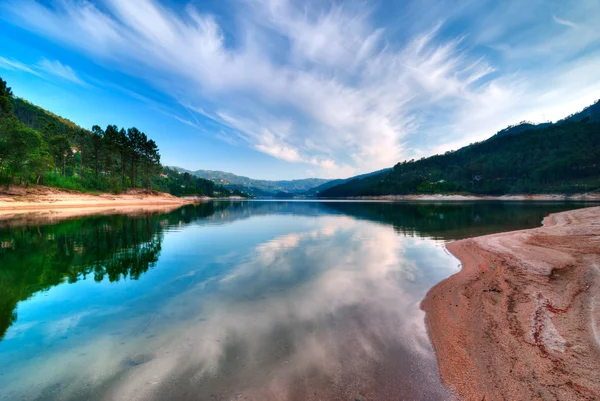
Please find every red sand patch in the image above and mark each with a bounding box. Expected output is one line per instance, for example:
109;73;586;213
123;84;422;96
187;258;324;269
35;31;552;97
422;206;600;400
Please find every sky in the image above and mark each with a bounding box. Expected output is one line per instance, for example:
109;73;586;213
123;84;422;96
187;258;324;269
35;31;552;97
1;0;600;180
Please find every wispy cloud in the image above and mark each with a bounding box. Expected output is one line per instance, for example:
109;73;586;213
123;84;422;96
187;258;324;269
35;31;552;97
2;0;600;177
37;58;86;85
0;55;88;86
0;56;41;76
553;15;577;28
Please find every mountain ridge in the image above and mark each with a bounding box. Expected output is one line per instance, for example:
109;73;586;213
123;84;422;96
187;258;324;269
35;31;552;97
170;167;334;196
319;99;600;197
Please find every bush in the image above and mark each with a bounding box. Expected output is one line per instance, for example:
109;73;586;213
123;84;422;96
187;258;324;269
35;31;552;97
42;172;86;192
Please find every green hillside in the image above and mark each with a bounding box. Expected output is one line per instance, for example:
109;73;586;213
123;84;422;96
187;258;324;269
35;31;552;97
0;76;244;197
12;97;88;135
303;168;392;195
319;103;600;197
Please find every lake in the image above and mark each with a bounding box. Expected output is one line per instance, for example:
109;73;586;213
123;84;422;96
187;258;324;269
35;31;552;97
0;201;591;401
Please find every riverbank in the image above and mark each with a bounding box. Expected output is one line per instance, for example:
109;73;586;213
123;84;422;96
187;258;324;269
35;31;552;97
0;186;191;217
422;206;600;400
346;192;600;201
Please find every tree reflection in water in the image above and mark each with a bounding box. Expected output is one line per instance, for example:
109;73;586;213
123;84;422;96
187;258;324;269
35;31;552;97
0;200;589;341
0;203;224;340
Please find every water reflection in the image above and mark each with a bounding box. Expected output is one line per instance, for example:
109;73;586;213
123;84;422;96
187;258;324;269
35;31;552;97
321;201;588;239
0;203;228;341
0;201;590;400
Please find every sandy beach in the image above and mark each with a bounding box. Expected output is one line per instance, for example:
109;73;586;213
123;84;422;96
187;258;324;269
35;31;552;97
0;186;190;219
422;206;600;400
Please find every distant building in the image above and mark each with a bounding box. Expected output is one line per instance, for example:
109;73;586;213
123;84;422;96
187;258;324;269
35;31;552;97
71;147;80;154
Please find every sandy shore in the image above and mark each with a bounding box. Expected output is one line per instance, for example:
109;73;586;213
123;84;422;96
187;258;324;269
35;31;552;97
0;186;190;218
422;206;600;400
0;204;188;228
347;193;600;201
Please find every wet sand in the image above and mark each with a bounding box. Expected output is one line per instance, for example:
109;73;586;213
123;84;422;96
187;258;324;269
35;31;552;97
422;206;600;400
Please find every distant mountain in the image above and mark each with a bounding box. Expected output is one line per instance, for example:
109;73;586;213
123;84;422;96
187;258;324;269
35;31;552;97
319;99;600;197
303;168;392;195
170;168;332;196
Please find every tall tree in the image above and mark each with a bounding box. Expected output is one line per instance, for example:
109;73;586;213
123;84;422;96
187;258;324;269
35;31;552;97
49;135;71;175
141;138;160;189
127;127;143;188
91;125;105;181
0;76;175;194
118;127;129;186
104;124;121;180
0;78;14;117
4;124;44;187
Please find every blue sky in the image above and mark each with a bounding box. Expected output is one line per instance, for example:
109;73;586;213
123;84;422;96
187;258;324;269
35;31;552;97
1;0;600;180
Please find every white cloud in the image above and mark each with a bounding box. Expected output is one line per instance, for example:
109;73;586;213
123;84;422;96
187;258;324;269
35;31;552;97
0;56;41;76
37;58;86;85
3;0;600;178
553;15;577;28
0;55;88;86
1;215;457;400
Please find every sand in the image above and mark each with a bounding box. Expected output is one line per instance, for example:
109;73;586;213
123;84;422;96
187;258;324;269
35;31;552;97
422;206;600;400
0;186;190;219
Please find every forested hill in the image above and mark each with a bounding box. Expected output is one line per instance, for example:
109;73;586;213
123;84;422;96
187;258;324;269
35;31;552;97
319;102;600;197
171;167;331;196
304;168;392;195
0;77;244;197
12;97;87;135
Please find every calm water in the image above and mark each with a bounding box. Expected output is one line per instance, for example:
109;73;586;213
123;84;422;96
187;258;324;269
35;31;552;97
0;201;591;401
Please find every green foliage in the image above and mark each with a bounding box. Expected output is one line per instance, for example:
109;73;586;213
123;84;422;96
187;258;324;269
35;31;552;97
0;117;52;187
416;179;461;193
152;167;247;197
42;172;88;192
12;97;85;134
0;76;166;193
0;78;14;117
320;118;600;197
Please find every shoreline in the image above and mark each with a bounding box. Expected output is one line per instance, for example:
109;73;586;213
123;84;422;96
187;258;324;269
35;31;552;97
0;186;247;218
0;203;187;227
338;192;600;201
0;187;190;218
422;206;600;400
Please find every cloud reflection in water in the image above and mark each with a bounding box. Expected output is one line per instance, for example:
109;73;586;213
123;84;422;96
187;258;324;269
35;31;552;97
0;211;457;401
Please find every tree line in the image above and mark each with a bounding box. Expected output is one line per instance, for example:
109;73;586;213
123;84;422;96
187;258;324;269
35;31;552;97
1;77;161;192
319;108;600;197
0;76;246;197
153;167;246;197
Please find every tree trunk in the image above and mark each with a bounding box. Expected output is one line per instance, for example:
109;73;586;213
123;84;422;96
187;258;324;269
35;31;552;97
121;153;126;186
7;171;15;189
